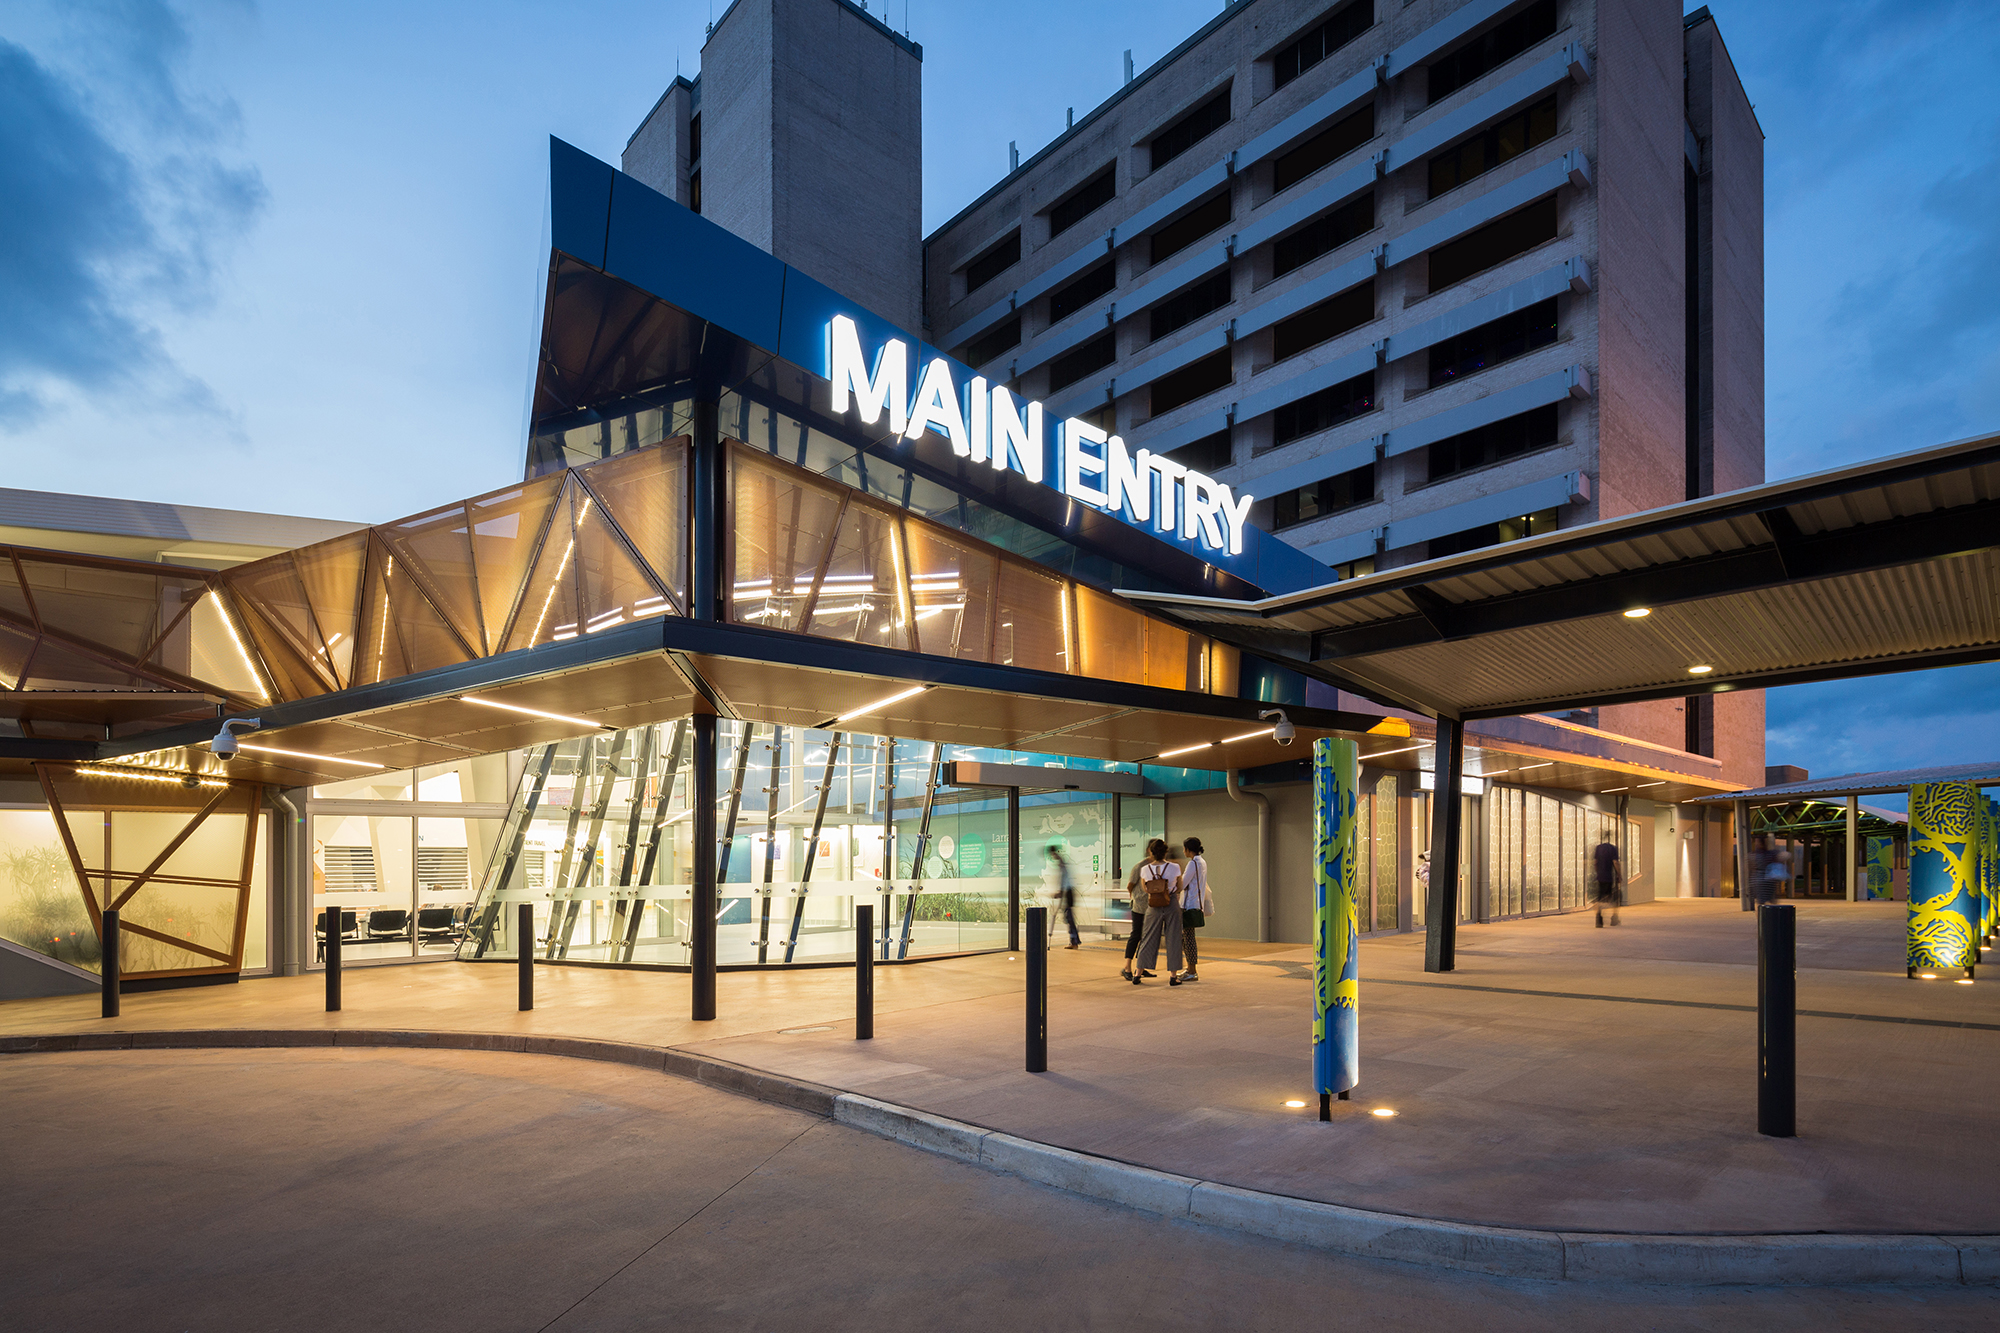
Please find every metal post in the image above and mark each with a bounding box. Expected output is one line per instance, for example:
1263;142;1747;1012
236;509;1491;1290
324;904;341;1012
1846;795;1861;903
1024;905;1048;1072
1757;903;1796;1137
1424;717;1464;973
100;908;120;1019
855;903;874;1040
1006;785;1021;952
1735;798;1753;910
517;902;534;1011
691;713;718;1021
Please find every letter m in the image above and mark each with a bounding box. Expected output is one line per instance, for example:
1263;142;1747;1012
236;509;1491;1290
829;316;908;434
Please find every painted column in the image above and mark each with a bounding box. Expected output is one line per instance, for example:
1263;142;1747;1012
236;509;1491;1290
1312;737;1360;1113
1982;796;1998;947
1907;782;1980;977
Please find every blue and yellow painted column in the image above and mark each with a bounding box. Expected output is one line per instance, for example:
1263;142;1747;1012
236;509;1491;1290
1312;736;1360;1116
1908;782;1980;977
1982;796;1998;948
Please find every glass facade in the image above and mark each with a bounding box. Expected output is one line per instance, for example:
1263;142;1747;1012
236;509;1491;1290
453;721;1160;968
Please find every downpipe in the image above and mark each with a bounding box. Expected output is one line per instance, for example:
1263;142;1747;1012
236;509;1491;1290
271;787;306;976
1226;768;1271;943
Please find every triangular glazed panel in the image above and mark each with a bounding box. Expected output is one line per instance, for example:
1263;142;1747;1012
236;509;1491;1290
579;439;688;615
728;450;843;633
570;478;669;639
14;555;175;664
18;635;157;691
0;554;38;632
231;595;339;700
0;621;37;688
355;535;474;685
468;472;567;656
382;501;488;654
500;480;584;653
221;559;330;682
807;500;908;648
291;533;369;687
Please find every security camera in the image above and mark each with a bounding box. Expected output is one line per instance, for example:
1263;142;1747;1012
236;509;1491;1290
1259;708;1296;746
210;717;262;761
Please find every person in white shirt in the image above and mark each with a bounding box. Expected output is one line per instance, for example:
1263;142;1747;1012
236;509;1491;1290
1177;837;1213;983
1131;838;1183;985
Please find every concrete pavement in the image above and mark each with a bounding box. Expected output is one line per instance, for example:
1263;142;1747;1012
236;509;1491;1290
5;1046;1997;1332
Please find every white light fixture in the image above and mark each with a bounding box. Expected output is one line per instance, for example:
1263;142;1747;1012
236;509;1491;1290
1687;664;1714;675
1370;1108;1397;1118
236;743;385;770
76;764;229;789
1622;607;1652;619
1365;743;1425;760
1283;1099;1307;1109
833;684;930;723
460;696;611;729
1516;761;1554;771
1155;740;1216;760
1419;770;1486;797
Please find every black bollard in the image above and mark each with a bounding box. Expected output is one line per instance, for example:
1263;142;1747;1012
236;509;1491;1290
1758;903;1796;1138
325;906;342;1013
1025;905;1047;1073
100;909;120;1019
855;904;874;1040
518;902;534;1012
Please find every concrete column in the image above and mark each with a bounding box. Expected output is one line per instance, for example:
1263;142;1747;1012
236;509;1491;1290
1907;782;1980;977
1846;796;1860;903
1312;737;1360;1105
1735;799;1752;910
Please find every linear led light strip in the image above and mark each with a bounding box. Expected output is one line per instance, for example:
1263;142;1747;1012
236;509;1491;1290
818;684;932;728
1156;727;1273;761
461;696;612;730
236;742;384;770
76;763;230;789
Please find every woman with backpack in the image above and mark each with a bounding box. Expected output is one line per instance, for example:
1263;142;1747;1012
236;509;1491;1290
1177;836;1212;983
1131;838;1183;986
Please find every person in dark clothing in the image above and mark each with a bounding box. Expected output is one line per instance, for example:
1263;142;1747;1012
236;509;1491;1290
1593;837;1621;927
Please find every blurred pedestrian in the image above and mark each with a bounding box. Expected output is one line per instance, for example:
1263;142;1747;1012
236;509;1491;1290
1177;836;1212;983
1593;835;1621;927
1044;844;1078;949
1132;838;1183;986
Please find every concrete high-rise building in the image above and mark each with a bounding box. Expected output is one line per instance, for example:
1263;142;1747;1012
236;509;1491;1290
622;0;923;329
920;0;1764;786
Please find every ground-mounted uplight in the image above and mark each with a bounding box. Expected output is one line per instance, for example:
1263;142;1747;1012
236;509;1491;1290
1622;607;1652;619
1919;972;1938;980
1370;1108;1397;1118
1284;1099;1307;1108
1687;664;1714;675
1956;978;1975;985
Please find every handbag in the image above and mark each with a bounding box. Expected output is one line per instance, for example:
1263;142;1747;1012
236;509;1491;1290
1182;907;1206;930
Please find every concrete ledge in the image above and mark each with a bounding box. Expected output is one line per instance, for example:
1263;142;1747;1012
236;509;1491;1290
1559;1232;1965;1287
10;1029;1999;1287
1192;1181;1565;1280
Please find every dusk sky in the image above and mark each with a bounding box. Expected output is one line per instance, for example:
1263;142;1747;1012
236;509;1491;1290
3;0;1997;785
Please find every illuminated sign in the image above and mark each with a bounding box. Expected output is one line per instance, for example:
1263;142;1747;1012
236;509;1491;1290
827;316;1254;556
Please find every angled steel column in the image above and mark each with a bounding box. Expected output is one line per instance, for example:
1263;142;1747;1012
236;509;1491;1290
757;727;783;964
623;720;687;961
1425;716;1465;974
607;725;657;955
897;744;944;959
785;733;843;963
879;738;896;961
691;714;718;1020
553;730;628;959
471;745;556;957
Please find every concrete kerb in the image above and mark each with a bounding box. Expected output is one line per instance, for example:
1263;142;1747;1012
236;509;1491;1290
3;1028;1992;1288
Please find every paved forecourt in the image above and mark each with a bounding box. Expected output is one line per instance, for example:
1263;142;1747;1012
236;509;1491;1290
4;899;1997;1264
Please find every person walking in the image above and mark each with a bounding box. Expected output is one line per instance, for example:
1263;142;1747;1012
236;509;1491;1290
1593;835;1621;927
1177;836;1212;982
1045;844;1079;949
1132;838;1183;986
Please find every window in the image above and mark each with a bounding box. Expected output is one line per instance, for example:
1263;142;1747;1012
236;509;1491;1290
964;315;1021;369
1429;95;1558;199
690;170;701;215
1150;89;1232;171
1427;0;1558;105
1272;104;1374;195
1427;297;1557;387
1271;280;1373;362
1149;347;1233;417
1427;505;1558;559
1426;404;1558;481
1050;260;1115;322
1049;330;1116;392
1272;464;1375;529
1332;556;1376;579
1273;2;1372;90
1428;195;1557;292
1150;192;1232;266
1272;370;1374;446
1050;166;1117;238
1162;430;1232;473
689;113;701;164
1150;271;1232;343
1272;192;1374;279
963;230;1021;295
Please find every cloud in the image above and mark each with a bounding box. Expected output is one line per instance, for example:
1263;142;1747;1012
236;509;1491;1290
1766;663;2000;781
0;1;264;427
